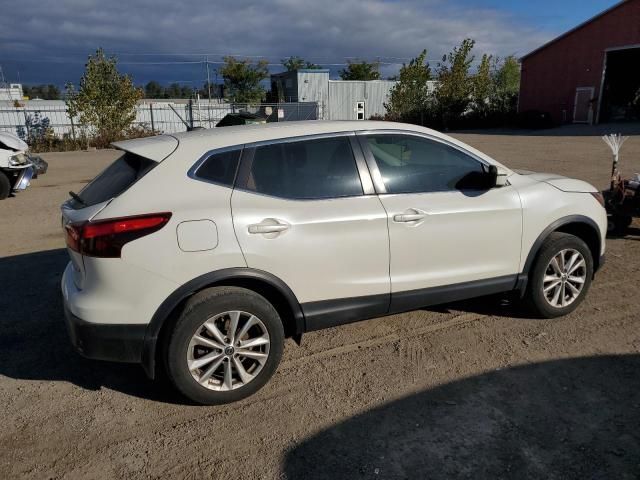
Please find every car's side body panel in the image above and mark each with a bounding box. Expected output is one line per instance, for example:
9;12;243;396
77;143;247;328
231;190;390;304
509;174;607;270
376;188;523;293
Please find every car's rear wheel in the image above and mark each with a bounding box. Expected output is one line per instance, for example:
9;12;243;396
524;232;593;318
165;286;284;405
0;171;10;200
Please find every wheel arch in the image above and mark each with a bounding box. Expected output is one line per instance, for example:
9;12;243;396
141;268;305;378
522;215;602;277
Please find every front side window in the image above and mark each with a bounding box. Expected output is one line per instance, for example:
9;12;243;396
245;136;363;199
364;135;485;194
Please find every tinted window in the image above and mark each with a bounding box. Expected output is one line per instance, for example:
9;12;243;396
365;135;485;194
194;149;241;186
72;152;156;209
246;137;363;199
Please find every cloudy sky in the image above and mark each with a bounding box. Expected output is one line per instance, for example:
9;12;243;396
0;0;617;87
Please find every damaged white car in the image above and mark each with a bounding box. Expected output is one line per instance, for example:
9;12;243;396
0;132;40;199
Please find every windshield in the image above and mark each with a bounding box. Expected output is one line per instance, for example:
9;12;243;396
69;152;157;209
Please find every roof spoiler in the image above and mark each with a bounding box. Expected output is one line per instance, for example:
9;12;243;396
111;135;179;162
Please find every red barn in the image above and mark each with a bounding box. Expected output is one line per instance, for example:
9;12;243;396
519;0;640;125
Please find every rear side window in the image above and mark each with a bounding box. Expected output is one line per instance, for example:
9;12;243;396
244;137;363;199
72;152;157;209
192;149;241;186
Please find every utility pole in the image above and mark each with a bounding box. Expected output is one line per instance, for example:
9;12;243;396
205;56;212;102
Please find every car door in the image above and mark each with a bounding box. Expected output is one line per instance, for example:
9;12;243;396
358;132;522;312
231;133;390;330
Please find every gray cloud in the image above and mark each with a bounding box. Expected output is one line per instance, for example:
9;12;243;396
0;0;554;85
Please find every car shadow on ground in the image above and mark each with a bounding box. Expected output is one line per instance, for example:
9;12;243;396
283;354;640;479
0;249;183;404
424;292;533;319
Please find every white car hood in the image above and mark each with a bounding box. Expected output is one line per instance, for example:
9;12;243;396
515;170;598;193
0;131;28;152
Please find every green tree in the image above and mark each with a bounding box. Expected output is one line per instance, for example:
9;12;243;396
384;49;432;124
219;56;269;103
23;84;61;100
434;38;476;127
144;80;163;98
471;54;494;119
491;56;520;116
65;48;142;145
165;83;182;98
199;81;218;99
281;56;322;71
180;85;194;99
339;60;381;80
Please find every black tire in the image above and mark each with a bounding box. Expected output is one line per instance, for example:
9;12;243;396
523;232;594;318
607;215;632;236
165;286;284;405
0;171;10;200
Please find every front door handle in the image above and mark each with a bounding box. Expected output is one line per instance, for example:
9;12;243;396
248;219;290;235
393;209;427;223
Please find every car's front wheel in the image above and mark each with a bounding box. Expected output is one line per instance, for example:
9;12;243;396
165;286;284;405
524;232;594;318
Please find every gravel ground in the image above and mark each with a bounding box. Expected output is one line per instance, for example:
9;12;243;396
1;130;639;479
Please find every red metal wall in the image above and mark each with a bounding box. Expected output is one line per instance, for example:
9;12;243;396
519;0;640;124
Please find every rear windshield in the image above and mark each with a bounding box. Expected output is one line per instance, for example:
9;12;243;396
70;152;157;209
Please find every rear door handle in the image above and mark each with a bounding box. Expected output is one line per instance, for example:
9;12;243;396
248;219;290;235
393;209;427;223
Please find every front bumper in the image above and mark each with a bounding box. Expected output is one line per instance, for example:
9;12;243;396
13;166;34;191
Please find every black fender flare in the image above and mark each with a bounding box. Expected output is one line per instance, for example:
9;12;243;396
141;268;305;378
516;214;603;293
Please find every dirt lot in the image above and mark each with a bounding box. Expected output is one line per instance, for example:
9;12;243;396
1;131;639;479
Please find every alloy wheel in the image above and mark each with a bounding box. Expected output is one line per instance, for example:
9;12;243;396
187;311;270;391
542;248;587;308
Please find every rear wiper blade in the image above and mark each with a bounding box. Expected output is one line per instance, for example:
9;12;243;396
68;191;86;207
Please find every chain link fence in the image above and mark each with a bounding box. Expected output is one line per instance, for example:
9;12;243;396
0;100;321;140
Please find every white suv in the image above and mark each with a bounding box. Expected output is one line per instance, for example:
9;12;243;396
61;121;607;404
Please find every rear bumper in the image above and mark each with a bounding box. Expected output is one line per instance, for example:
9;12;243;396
62;263;146;364
63;301;146;363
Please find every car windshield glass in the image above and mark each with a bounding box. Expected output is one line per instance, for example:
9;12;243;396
70;152;157;209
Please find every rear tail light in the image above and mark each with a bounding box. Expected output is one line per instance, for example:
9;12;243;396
65;213;171;258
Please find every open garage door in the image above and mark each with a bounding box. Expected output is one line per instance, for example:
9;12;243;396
598;46;640;123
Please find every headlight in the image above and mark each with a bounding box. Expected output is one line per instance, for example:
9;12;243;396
9;153;28;166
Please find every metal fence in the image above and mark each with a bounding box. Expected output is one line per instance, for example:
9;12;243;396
0;100;321;139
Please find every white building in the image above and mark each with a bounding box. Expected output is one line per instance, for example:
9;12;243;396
270;69;398;120
0;84;24;101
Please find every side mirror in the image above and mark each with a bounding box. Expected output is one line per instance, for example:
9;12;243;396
455;165;508;190
487;165;498;187
495;166;509;187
